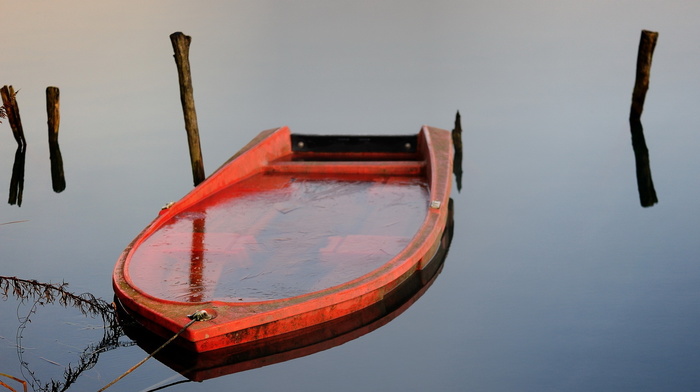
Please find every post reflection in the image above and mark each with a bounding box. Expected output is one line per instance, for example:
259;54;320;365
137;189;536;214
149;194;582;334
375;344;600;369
48;137;66;193
8;144;25;206
629;118;657;207
452;111;463;193
189;217;206;302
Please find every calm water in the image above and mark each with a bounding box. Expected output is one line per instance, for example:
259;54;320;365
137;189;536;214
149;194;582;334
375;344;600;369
2;1;700;391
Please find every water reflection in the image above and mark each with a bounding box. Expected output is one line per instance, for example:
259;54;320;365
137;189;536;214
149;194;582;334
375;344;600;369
0;276;129;392
452;111;463;193
49;137;66;193
629;117;657;207
130;177;431;302
8;144;25;206
3;85;67;204
17;314;127;392
189;217;206;302
120;199;453;384
1;200;452;391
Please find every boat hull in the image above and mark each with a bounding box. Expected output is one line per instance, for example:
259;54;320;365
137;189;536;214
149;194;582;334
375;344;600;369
117;199;453;380
113;125;453;352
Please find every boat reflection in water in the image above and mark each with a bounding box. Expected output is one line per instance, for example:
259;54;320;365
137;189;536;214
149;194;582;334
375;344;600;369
119;199;454;382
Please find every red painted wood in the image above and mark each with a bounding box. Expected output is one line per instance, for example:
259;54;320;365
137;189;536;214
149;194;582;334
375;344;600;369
113;125;453;352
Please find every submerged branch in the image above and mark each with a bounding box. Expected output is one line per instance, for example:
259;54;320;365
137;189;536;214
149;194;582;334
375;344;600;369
0;276;113;318
1;276;134;392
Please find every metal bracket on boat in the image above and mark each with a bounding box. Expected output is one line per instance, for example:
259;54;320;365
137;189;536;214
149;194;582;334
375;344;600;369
188;309;215;321
430;200;442;209
159;202;176;215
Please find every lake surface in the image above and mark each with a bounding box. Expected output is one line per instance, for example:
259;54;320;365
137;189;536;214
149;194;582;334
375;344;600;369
2;1;700;391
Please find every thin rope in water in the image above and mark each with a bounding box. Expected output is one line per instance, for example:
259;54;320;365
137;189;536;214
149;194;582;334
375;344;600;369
141;374;192;392
97;318;197;392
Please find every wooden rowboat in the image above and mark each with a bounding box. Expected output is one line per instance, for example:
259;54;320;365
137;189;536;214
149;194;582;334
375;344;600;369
112;125;453;353
119;201;452;380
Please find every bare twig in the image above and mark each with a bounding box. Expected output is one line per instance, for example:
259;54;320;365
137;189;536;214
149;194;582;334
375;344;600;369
0;276;112;317
1;276;132;392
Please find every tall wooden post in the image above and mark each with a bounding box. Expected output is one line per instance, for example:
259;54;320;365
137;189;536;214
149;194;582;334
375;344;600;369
629;30;658;207
170;32;205;186
47;86;66;193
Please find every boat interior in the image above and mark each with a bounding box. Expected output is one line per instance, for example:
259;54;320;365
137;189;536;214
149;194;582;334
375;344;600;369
127;133;433;304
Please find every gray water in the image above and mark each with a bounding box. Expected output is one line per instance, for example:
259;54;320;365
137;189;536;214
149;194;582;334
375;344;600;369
2;1;700;391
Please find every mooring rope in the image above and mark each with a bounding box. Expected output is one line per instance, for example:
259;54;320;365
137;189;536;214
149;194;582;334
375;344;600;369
97;310;211;392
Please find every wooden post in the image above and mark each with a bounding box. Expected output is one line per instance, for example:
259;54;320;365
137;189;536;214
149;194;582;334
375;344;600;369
170;32;205;186
451;111;463;192
629;30;658;207
630;30;658;121
1;85;26;147
47;86;66;193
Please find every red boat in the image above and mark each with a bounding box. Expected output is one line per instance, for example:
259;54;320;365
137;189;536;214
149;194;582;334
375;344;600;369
113;125;453;353
120;204;452;380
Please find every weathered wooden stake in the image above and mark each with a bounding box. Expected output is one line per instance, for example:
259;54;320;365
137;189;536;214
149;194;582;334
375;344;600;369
629;30;658;207
47;86;66;193
451;111;463;192
170;32;205;186
1;85;26;147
